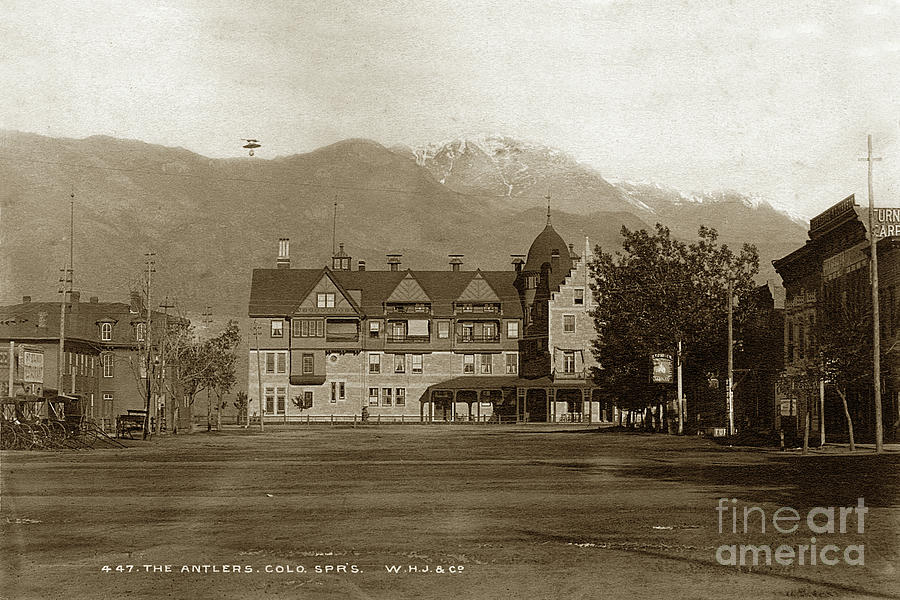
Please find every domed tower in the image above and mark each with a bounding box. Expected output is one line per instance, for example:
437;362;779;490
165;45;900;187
515;208;574;378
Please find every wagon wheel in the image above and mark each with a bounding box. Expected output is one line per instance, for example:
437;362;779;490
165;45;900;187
15;423;33;450
0;422;16;450
32;422;52;450
47;421;68;449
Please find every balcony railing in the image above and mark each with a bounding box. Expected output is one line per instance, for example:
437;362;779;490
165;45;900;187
456;334;501;343
553;369;588;380
387;335;431;343
387;305;431;313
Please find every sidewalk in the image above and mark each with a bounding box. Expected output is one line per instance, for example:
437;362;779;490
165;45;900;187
788;442;900;455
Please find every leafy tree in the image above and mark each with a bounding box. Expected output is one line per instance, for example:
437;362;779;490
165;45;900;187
234;391;248;426
589;224;759;431
205;320;241;432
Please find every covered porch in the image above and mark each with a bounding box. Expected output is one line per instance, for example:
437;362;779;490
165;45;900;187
422;376;604;423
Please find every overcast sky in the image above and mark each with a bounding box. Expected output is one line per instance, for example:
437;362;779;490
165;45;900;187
2;0;898;218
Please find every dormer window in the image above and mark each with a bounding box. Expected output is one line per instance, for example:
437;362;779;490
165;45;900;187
100;322;112;341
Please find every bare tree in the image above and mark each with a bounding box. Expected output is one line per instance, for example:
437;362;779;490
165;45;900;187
818;296;873;452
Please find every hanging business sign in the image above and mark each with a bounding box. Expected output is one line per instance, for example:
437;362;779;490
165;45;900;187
874;208;900;238
650;353;674;384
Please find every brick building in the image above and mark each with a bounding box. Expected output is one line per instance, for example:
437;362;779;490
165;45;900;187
773;194;899;441
247;217;602;423
0;292;190;432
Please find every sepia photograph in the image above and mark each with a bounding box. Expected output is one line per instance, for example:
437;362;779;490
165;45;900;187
1;1;898;599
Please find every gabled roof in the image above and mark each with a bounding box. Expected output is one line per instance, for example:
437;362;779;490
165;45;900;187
250;268;522;318
456;271;501;303
249;268;325;317
385;272;431;303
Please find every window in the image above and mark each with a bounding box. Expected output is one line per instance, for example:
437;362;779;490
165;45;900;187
276;387;286;414
369;321;381;338
506;353;518;374
507;321;519;339
394;353;406;373
266;352;276;374
277;352;286;374
304;391;314;409
271;320;283;337
483;322;497;341
563;315;576;333
135;322;146;342
411;354;423;374
381;387;393;406
317;293;335;308
368;387;379;406
563;351;576;374
463;354;475;374
480;354;492;374
302;353;314;375
102;353;114;378
574;289;584;305
265;386;275;414
787;319;795;363
369;353;381;374
437;321;450;339
293;319;324;337
460;323;474;341
100;322;112;341
391;321;406;339
331;381;346;403
395;388;406;406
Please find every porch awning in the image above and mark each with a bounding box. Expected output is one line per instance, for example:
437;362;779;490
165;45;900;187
407;319;429;336
425;375;521;394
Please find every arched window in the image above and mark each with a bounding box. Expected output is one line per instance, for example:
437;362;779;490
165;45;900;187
135;323;146;342
100;322;112;341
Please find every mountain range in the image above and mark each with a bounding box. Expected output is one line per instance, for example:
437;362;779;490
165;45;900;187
1;131;806;325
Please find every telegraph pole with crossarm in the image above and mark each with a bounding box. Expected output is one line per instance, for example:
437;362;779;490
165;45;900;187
859;135;883;453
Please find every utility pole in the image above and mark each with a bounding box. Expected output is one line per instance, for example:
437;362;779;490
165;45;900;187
253;321;265;432
158;296;176;434
677;337;684;435
57;193;75;398
142;252;156;440
727;279;735;436
859;134;883;453
201;306;213;431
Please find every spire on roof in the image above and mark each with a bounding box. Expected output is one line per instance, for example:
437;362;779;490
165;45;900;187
545;189;551;225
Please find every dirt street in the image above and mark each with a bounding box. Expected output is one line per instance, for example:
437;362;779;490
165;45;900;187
1;426;898;600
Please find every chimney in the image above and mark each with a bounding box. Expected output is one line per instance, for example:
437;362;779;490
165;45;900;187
358;260;366;272
276;238;291;269
510;255;525;272
551;249;560;272
90;296;99;303
130;290;142;314
387;253;402;271
449;254;464;272
70;291;80;304
22;296;31;303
